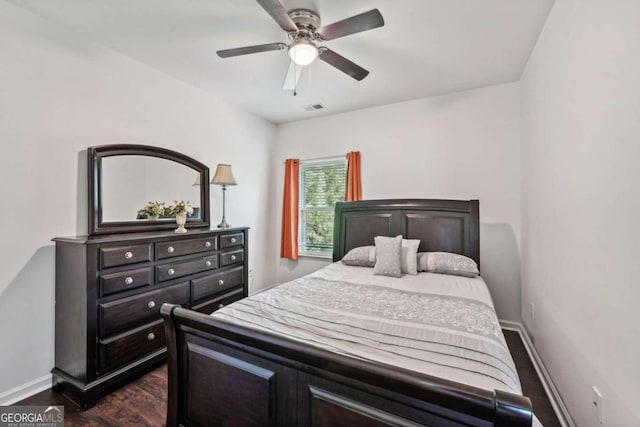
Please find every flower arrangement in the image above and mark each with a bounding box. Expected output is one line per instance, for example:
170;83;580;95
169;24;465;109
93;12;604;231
168;200;194;216
137;201;165;219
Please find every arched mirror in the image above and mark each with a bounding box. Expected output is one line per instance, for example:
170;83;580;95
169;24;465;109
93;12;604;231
88;144;210;235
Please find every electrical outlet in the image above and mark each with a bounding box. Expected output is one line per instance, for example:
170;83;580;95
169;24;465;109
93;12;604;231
592;386;604;424
530;302;535;320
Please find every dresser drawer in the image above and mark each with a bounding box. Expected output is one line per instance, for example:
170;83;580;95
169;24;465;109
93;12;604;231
156;255;218;282
191;266;243;303
100;244;152;269
220;232;244;249
100;267;152;297
191;288;244;314
100;282;189;336
220;249;244;267
98;322;165;374
156;237;217;260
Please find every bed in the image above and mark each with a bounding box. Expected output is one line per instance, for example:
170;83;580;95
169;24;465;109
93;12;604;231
161;199;534;427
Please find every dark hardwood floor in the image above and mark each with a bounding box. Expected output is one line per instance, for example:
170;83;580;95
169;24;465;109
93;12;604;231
17;366;167;426
504;329;562;427
19;330;560;426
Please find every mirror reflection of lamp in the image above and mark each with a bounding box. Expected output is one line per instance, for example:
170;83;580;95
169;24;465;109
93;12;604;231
211;164;237;228
192;174;201;186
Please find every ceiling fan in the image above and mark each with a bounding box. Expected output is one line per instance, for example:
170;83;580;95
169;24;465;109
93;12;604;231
217;0;385;88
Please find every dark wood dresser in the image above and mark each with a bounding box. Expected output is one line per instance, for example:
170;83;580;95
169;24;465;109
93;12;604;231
52;227;248;408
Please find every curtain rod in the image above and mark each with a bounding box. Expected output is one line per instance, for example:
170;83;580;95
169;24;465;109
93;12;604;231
282;154;346;165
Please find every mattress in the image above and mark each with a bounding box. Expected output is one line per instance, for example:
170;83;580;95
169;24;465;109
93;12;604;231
213;262;542;426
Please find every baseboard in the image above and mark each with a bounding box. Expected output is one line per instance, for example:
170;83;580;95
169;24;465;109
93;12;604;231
0;374;52;406
500;320;575;427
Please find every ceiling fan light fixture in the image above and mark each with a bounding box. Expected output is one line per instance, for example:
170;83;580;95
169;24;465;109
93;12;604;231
288;39;318;66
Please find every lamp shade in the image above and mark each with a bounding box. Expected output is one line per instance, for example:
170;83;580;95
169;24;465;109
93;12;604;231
193;174;201;186
211;164;237;186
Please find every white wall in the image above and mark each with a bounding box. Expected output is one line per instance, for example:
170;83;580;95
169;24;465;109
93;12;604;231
520;0;640;425
0;1;275;401
270;83;522;321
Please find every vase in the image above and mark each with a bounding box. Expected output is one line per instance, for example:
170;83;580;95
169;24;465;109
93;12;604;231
175;212;187;233
147;214;159;221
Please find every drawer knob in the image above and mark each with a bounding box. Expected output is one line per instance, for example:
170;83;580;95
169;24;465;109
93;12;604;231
205;260;212;267
230;255;237;261
218;279;224;286
147;333;156;341
124;276;134;285
205;241;211;248
167;246;174;253
124;251;133;259
167;268;175;276
218;304;225;309
148;301;156;309
230;237;237;243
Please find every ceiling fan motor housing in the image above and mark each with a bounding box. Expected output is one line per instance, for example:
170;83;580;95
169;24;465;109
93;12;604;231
287;9;321;66
288;9;321;34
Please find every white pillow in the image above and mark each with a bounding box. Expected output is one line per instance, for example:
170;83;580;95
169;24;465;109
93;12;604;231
400;239;421;275
341;246;376;267
417;252;479;277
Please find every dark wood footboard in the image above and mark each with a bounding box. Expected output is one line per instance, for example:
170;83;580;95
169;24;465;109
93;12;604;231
161;304;532;427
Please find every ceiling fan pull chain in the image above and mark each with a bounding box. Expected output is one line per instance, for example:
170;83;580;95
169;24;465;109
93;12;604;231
293;59;298;96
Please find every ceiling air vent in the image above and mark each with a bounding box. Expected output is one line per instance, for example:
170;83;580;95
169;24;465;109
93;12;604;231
305;103;324;111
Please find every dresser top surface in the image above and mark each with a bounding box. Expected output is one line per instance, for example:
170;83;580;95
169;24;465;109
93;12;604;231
53;227;249;244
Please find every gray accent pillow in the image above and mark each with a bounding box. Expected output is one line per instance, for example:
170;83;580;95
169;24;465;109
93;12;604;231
417;252;479;277
341;246;376;267
373;235;402;278
400;239;421;275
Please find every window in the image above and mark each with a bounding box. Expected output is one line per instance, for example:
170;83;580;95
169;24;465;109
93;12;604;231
298;157;347;257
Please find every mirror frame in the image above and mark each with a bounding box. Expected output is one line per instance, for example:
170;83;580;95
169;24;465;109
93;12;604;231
88;144;210;235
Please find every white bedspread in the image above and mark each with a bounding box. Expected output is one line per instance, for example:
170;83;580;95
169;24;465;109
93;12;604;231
213;262;542;426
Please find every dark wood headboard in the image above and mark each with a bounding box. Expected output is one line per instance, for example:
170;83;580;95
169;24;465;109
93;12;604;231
332;199;480;268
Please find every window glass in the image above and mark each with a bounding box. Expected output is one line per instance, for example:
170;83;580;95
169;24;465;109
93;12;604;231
298;159;347;257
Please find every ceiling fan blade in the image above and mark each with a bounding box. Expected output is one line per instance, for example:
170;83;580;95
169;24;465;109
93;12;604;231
282;61;302;91
217;43;287;58
256;0;298;32
317;9;384;41
318;48;369;81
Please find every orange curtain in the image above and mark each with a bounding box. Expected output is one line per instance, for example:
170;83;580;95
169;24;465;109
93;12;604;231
280;159;300;260
345;151;362;201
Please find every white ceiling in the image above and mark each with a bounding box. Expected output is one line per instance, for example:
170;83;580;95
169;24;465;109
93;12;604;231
11;0;554;124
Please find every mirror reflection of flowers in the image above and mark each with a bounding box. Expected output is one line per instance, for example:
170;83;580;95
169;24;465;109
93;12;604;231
137;201;165;219
168;200;194;216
